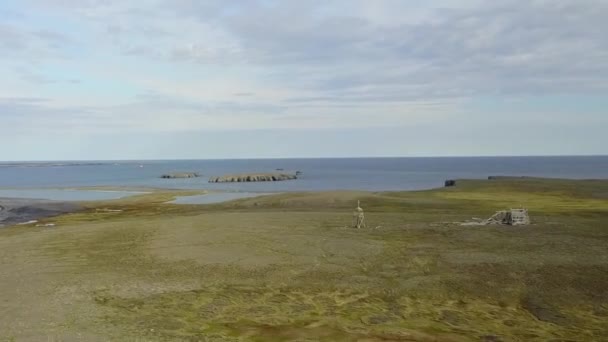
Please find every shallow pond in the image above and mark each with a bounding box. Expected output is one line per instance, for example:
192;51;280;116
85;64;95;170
171;192;277;204
0;189;146;201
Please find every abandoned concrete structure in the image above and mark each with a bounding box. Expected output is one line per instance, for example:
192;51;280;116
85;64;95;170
487;208;531;226
506;209;531;226
461;208;531;226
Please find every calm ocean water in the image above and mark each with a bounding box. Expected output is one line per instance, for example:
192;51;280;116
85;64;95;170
1;157;607;194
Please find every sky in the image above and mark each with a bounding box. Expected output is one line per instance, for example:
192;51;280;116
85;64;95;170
1;0;607;160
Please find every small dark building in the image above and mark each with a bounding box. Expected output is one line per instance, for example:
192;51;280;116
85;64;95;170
445;180;456;187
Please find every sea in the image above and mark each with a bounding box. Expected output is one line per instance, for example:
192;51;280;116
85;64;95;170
0;156;607;200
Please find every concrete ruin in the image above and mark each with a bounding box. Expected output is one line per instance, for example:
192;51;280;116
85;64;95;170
462;208;531;226
488;208;531;226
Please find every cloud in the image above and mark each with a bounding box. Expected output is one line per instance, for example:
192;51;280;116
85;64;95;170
0;24;26;51
18;0;608;100
1;0;607;159
91;0;604;105
14;67;58;84
11;66;82;85
0;23;74;62
222;0;608;99
233;92;254;97
0;97;107;131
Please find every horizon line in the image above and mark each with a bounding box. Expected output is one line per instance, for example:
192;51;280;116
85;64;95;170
1;154;607;163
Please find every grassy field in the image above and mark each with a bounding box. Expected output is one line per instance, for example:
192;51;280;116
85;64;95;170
1;178;607;341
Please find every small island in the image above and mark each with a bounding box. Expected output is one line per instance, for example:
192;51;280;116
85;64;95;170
160;172;200;179
208;173;297;183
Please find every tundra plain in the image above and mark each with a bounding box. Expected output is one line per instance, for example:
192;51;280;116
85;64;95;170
1;178;607;341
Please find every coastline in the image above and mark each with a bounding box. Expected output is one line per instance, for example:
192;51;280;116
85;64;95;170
0;198;81;227
0;187;265;226
2;157;607;193
2;176;607;226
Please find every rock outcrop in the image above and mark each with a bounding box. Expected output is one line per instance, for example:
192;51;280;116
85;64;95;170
160;172;200;179
208;173;297;183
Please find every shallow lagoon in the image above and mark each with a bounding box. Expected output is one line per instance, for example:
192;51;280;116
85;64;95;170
0;189;145;201
171;192;277;204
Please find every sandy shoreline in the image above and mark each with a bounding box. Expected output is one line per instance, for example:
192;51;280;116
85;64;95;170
0;198;81;227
